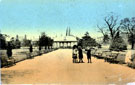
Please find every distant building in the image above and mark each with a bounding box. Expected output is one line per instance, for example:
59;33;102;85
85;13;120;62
53;27;77;48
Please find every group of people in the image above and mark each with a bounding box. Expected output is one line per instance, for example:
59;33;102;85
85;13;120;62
72;45;92;63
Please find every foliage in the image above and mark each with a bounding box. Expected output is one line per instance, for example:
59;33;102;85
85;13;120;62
22;39;31;47
39;32;54;49
78;32;99;48
0;34;7;49
128;34;135;45
32;41;39;47
120;17;135;49
109;32;127;51
9;35;21;49
15;35;21;48
15;40;21;48
97;13;120;41
103;34;110;44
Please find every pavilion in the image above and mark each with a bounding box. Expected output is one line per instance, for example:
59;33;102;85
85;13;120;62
53;28;78;48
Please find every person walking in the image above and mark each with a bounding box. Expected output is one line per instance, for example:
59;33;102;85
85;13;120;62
7;42;12;59
72;45;78;63
6;42;15;65
78;46;83;63
85;47;92;63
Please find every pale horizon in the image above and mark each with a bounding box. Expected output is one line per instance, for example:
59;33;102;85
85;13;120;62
2;27;102;41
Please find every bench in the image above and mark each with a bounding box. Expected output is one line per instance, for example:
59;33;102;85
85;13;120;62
116;53;126;64
91;49;97;56
109;52;119;63
6;57;16;66
104;51;112;62
102;51;109;62
94;50;102;58
128;54;135;68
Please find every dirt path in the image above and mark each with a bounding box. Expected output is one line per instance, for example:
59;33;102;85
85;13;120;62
1;49;135;84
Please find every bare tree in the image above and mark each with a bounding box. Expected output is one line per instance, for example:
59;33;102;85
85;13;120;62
120;17;135;49
104;15;120;39
97;25;106;36
97;14;120;44
97;25;109;44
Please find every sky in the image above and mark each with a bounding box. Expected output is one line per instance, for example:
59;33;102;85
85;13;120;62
0;0;135;40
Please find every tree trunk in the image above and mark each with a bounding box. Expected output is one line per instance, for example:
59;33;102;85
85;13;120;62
131;33;134;50
131;41;134;50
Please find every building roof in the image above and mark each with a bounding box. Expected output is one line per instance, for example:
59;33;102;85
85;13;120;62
54;35;77;41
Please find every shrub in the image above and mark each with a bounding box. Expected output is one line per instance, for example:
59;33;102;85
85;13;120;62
109;36;127;51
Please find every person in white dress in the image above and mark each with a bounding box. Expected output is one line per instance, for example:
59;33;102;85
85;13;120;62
72;45;78;63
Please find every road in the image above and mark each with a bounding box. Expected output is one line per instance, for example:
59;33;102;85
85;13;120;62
1;49;135;84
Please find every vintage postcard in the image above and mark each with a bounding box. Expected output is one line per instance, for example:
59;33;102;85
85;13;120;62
0;0;135;84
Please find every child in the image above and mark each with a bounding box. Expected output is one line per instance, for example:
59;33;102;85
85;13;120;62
72;45;78;63
78;46;83;63
85;47;92;63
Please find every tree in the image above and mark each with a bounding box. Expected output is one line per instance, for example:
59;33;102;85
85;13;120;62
0;33;7;49
103;34;110;44
97;25;109;44
22;35;31;47
97;13;120;41
39;32;47;47
15;35;21;48
48;37;54;49
10;37;15;49
120;17;135;49
22;39;31;47
39;32;54;49
109;30;127;51
78;32;98;48
97;13;128;51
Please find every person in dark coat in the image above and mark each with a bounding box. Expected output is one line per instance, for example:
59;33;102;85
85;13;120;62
39;46;42;55
7;42;12;58
6;42;16;65
29;44;33;53
85;47;92;63
29;44;33;58
39;46;41;51
78;46;83;63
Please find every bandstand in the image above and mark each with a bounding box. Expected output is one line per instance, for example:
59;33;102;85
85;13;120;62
53;36;77;48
